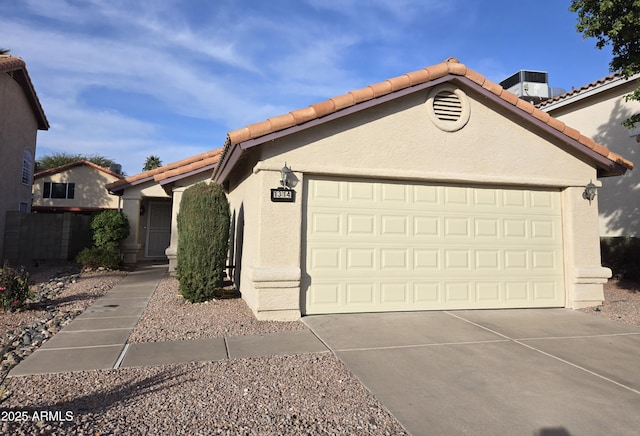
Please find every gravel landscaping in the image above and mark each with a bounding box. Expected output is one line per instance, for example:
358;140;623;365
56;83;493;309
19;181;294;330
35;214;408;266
0;267;408;435
1;264;638;435
127;274;307;343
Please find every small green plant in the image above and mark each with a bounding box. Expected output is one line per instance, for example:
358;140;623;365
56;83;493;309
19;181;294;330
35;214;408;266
76;243;123;269
76;210;130;269
176;182;230;303
0;262;32;311
90;210;130;248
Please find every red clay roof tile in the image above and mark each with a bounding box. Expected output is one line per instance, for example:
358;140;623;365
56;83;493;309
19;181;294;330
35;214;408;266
388;75;412;91
310;100;336;118
0;55;49;130
291;106;317;124
107;148;222;191
219;57;633;173
405;69;431;85
537;73;623;108
330;93;356;111
515;98;536;114
34;160;124;180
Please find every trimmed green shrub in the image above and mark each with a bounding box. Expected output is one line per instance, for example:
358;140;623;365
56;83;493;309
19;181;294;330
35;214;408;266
76;210;130;269
176;182;230;303
0;262;32;311
601;237;640;281
76;243;123;270
90;210;130;248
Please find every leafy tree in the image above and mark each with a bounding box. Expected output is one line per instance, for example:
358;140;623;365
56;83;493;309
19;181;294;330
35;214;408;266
36;152;116;172
143;155;163;171
570;0;640;128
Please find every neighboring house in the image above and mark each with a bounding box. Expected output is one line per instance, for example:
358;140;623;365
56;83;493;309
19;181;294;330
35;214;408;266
0;55;49;261
32;160;124;213
538;73;640;238
106;149;221;269
212;57;633;321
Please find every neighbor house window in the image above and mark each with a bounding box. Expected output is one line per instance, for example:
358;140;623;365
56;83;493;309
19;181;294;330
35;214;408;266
19;202;28;213
43;182;75;199
22;149;33;185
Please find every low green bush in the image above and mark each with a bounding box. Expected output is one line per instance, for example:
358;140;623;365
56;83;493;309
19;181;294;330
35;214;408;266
76;243;123;270
601;237;640;281
76;210;130;270
90;210;130;248
0;262;32;311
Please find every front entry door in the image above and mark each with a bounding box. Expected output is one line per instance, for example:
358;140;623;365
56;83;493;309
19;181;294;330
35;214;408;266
146;201;172;258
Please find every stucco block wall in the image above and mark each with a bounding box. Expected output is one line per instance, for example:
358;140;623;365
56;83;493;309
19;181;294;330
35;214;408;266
226;84;610;318
4;211;91;265
33;165;122;210
546;81;640;237
0;73;38;260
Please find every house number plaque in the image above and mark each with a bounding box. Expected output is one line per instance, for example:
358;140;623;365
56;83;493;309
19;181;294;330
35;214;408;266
271;188;296;202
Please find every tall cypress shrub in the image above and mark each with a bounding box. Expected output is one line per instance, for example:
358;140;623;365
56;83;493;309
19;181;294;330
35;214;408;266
176;182;230;303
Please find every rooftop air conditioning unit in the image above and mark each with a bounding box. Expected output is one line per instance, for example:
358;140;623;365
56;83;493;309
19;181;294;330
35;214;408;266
499;70;550;100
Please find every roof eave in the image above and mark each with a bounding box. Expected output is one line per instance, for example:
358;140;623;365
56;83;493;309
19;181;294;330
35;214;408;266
215;73;627;183
453;75;631;176
158;163;217;186
213;76;452;184
2;60;49;130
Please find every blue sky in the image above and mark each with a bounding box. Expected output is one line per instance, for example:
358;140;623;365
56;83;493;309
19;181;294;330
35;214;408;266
2;0;614;176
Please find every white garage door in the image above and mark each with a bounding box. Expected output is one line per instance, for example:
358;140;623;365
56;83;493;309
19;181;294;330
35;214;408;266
303;177;565;315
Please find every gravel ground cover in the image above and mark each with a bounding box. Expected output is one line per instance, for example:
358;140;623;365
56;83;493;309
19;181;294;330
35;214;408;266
127;274;307;343
1;265;638;435
0;266;128;378
1;354;406;435
578;279;640;325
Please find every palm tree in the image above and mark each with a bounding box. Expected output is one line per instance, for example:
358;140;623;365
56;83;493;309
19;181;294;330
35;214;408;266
0;48;10;55
143;155;163;171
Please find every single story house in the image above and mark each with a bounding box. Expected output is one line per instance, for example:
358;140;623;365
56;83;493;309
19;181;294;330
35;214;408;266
106;149;221;270
538;72;640;237
32;160;124;213
0;55;49;260
213;57;633;321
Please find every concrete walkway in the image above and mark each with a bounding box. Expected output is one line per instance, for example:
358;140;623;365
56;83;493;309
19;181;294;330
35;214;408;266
9;265;327;377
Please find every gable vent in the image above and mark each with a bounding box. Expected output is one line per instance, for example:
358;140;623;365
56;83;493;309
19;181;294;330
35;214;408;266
432;91;462;121
426;85;471;132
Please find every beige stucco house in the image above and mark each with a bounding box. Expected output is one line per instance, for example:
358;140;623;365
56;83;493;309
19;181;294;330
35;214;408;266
32;160;124;213
106;149;221;269
213;57;633;321
538;73;640;237
0;55;49;260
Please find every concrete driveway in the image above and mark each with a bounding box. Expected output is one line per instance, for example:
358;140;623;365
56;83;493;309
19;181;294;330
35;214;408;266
304;309;640;436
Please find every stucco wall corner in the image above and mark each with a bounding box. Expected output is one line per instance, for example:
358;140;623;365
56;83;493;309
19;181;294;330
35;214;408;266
566;267;611;309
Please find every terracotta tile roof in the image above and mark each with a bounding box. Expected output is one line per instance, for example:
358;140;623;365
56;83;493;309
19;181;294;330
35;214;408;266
537;72;625;108
0;55;49;130
106;148;222;192
216;57;632;180
34;160;124;180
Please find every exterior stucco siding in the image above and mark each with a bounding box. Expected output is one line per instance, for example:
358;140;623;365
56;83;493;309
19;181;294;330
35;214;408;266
545;81;640;237
0;72;39;259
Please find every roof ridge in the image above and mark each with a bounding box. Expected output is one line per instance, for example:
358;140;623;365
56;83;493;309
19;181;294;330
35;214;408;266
107;148;222;191
537;72;626;108
221;57;632;172
34;160;124;179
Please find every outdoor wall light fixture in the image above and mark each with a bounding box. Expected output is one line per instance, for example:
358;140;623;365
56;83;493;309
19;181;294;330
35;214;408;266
280;163;298;189
583;180;597;205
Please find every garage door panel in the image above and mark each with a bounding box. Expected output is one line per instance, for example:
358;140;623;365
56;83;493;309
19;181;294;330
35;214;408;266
304;178;565;314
